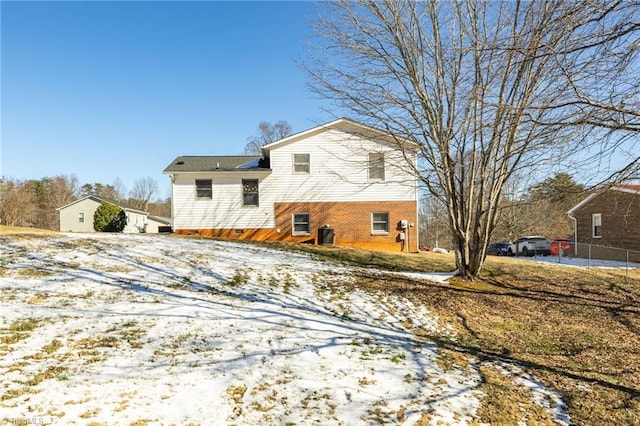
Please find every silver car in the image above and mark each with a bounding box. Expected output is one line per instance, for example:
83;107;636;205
514;236;551;256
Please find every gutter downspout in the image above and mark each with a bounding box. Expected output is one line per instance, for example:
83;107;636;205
568;211;577;248
170;174;175;231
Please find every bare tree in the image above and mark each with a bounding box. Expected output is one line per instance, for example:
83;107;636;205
40;175;80;230
0;178;38;227
306;0;639;279
147;198;171;218
419;191;451;250
243;121;293;155
112;178;128;201
129;177;159;212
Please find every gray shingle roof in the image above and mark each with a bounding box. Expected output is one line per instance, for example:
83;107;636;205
56;195;148;215
163;156;270;173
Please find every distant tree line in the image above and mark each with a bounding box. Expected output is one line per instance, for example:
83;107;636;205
419;172;587;249
0;175;170;231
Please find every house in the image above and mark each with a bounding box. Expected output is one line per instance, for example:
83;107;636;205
146;215;172;233
57;195;170;234
567;184;640;253
164;118;419;252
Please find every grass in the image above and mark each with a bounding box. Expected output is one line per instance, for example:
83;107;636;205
173;234;639;424
2;231;638;423
228;268;251;286
188;234;454;273
287;241;455;273
325;250;640;426
0;225;60;239
0;318;43;347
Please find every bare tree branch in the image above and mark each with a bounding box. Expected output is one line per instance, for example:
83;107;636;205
304;0;640;279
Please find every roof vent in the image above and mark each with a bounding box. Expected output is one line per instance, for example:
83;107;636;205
176;160;184;165
216;162;220;169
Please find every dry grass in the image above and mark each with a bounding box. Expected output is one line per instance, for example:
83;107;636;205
174;235;639;424
346;254;640;426
202;235;455;273
4;231;636;423
0;225;60;237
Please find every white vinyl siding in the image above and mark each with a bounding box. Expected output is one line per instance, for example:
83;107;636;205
368;152;385;181
172;174;273;230
592;213;602;238
263;127;416;204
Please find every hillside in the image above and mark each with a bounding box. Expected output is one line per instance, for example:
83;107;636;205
0;231;581;425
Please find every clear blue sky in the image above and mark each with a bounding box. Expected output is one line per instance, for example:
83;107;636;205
1;1;331;199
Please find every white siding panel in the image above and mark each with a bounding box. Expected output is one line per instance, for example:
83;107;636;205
265;128;417;203
123;211;147;233
172;175;274;229
145;218;166;233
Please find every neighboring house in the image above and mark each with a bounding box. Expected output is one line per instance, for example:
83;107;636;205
164;118;419;252
567;184;640;251
57;195;170;234
146;215;172;233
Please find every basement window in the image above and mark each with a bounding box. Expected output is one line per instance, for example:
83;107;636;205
292;213;311;236
371;212;389;234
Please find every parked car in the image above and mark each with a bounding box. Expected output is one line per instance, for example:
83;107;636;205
514;236;551;256
550;239;574;256
487;242;515;256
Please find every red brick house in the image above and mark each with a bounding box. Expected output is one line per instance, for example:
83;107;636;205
567;184;640;252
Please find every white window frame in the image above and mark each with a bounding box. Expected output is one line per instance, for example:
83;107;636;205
78;212;84;223
592;213;602;238
368;152;385;181
242;179;259;207
292;213;311;236
293;153;310;174
371;212;389;234
195;179;213;200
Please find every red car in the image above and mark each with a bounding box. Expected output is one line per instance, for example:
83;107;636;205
550;239;574;256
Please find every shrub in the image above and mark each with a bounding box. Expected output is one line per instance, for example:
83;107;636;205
93;202;127;232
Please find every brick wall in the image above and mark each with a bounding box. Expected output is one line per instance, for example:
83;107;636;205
175;200;418;252
573;190;640;251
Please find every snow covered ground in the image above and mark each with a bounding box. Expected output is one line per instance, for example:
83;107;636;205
0;233;569;425
529;254;640;269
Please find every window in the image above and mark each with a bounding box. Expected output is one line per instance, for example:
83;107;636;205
292;213;310;236
293;154;310;174
242;179;259;206
592;213;602;238
368;152;385;181
371;212;389;234
196;179;212;199
78;212;84;223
